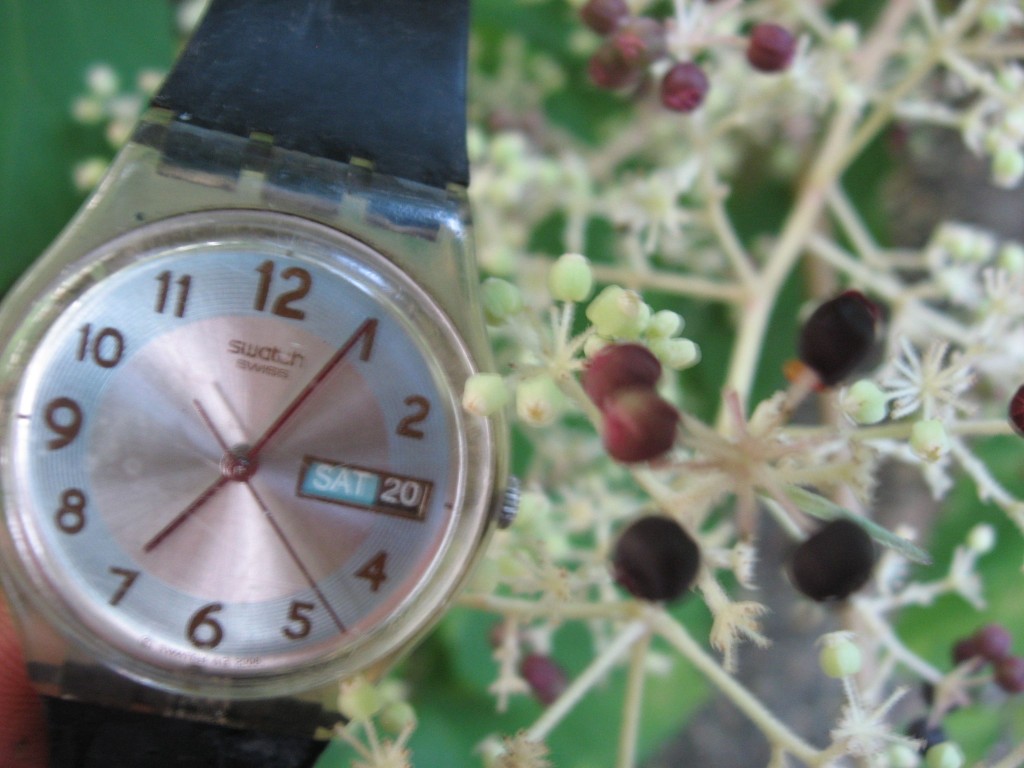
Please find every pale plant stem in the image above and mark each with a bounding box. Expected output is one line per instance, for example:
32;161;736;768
839;0;988;170
651;611;824;766
718;101;858;428
525;619;649;743
782;418;1013;442
617;631;650;768
459;593;636;622
852;598;944;683
589;264;746;303
699;154;757;286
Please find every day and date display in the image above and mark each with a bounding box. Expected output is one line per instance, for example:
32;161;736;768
297;455;432;521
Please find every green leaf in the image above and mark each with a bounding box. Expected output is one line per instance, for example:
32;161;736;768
782;485;933;565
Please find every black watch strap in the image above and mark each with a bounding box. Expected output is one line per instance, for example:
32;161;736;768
152;0;471;189
45;697;328;768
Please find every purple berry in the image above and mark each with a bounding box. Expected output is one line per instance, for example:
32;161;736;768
520;654;568;706
994;656;1024;694
580;0;630;35
610;17;665;67
660;62;709;113
789;519;876;601
1010;383;1024;437
952;636;982;666
746;23;797;73
974;624;1014;662
582;343;662;408
588;43;642;90
612;515;700;602
798;290;881;386
601;387;679;463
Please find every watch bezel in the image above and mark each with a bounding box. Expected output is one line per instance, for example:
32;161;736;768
0;209;499;700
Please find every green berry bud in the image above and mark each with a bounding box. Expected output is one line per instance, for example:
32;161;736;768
646;310;684;339
992;144;1024;188
967;523;996;554
338;678;384;722
925;742;964;768
649;337;701;370
516;374;564;427
379;701;418;734
910;419;950;462
548;253;594;303
841;380;888;425
583;335;610;358
463;373;511;416
887;744;921;768
819;636;862;678
981;6;1013;33
586;286;651;339
998;242;1024;273
481;278;524;324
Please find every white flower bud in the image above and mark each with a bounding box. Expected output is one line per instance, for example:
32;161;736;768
86;63;119;97
910;419;950;462
378;701;417;734
841;380;888;425
462;373;510;416
548;253;594;303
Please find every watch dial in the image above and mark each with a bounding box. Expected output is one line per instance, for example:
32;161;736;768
0;212;490;693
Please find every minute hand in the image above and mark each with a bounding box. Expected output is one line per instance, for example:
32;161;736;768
248;318;378;458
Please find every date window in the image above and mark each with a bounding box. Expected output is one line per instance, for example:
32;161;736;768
297;456;431;521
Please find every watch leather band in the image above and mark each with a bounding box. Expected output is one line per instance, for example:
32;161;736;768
45;697;328;768
153;0;471;189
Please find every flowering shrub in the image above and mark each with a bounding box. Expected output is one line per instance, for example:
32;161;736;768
11;0;1024;766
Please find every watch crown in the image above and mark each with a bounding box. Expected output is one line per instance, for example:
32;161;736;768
496;476;521;529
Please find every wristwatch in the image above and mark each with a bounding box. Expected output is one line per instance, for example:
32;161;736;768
0;1;513;766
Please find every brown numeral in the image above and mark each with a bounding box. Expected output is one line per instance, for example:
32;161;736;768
355;551;389;592
187;602;225;649
108;567;139;606
283;601;315;640
77;324;125;368
155;271;192;318
254;261;311;320
55;489;87;534
44;397;83;450
396;395;430;439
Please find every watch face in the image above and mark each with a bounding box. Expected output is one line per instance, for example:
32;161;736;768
0;211;494;696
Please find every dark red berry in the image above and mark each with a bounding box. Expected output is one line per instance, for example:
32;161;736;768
788;519;876;601
994;656;1024;694
660;62;709;113
610;17;665;67
582;343;662;407
588;43;642;90
1010;383;1024;437
798;290;881;386
612;515;700;602
601;387;679;463
520;654;569;706
974;624;1014;661
952;636;982;666
905;717;947;754
580;0;630;35
746;23;797;73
